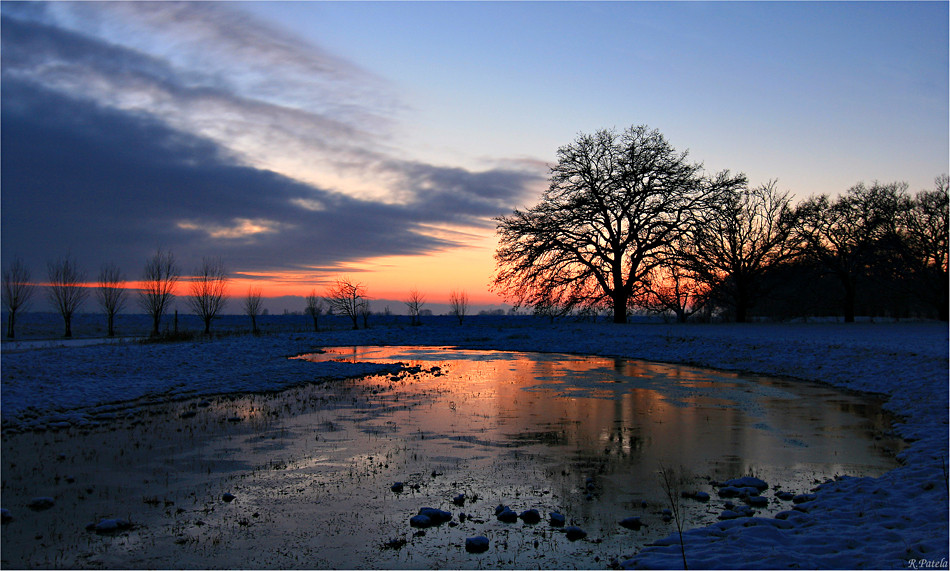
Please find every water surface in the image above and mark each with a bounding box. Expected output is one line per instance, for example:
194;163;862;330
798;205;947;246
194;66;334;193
0;346;903;569
300;346;903;476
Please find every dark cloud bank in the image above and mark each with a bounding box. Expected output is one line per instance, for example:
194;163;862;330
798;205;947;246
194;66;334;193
0;8;544;281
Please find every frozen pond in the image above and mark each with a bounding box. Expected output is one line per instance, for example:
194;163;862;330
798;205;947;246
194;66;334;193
298;346;903;486
1;346;904;569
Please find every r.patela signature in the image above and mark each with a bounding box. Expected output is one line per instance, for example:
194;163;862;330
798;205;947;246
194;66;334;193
908;558;949;570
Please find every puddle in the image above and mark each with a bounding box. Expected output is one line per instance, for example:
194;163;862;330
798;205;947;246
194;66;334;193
0;346;904;569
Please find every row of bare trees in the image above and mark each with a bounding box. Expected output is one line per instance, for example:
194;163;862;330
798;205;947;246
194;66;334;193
2;250;229;339
494;125;948;323
3;255;126;339
3;252;475;338
299;280;469;333
405;288;469;326
635;177;949;323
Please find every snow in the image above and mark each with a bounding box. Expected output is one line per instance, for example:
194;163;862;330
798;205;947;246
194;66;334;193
2;319;948;568
0;335;403;428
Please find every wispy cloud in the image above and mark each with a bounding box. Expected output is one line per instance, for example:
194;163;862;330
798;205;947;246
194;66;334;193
2;3;391;193
0;2;546;279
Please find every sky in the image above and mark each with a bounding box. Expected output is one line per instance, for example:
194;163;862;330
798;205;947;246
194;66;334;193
2;1;947;313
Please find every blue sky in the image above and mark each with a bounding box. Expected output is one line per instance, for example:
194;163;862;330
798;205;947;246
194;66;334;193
1;1;947;308
243;1;948;195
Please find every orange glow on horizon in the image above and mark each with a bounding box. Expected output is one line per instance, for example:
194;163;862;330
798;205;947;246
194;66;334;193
229;232;504;305
55;234;506;308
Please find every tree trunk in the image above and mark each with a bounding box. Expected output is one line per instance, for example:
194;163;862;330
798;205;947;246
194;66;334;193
251;315;259;334
6;311;15;339
152;314;161;337
612;292;628;324
204;317;212;335
735;298;748;323
64;315;72;338
732;275;751;323
312;315;319;332
107;313;116;337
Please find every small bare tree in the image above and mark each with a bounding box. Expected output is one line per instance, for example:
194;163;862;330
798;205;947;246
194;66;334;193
636;246;709;323
449;289;469;325
658;463;690;570
2;256;35;339
305;289;324;332
325;277;366;329
405;288;426;326
96;263;127;337
189;257;229;335
359;298;372;329
244;287;264;334
47;255;88;338
140;249;179;337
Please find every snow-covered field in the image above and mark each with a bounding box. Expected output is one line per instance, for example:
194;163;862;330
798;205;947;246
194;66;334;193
2;319;947;569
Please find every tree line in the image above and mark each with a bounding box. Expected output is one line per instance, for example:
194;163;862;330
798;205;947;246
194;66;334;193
493;125;948;323
2;250;228;339
1;250;473;339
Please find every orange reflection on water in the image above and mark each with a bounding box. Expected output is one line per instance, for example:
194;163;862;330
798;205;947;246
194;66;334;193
297;346;903;493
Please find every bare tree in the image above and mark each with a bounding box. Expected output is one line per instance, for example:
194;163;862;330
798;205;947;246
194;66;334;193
493;125;745;323
900;175;949;320
636;251;709;323
47;255;88;338
2;256;35;339
449;289;469;324
684;180;798;322
796;181;907;322
244;287;264;334
189;257;229;335
359;298;372;329
305;289;324;332
96;263;127;337
405;288;426;326
325;276;366;329
140;249;180;336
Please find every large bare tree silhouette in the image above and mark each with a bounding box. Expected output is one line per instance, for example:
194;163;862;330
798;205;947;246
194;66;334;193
493;125;744;323
796;182;907;323
685;180;798;322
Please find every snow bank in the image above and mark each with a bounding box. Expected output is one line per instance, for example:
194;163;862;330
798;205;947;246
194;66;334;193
0;334;402;428
1;320;947;568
